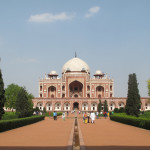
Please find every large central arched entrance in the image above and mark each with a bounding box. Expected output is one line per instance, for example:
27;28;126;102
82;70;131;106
73;102;79;110
69;80;83;98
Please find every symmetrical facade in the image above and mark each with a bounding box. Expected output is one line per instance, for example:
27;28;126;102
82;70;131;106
32;56;150;112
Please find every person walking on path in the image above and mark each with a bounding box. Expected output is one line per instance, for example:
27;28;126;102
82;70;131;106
67;111;69;116
100;111;103;117
53;111;56;120
107;112;110;118
49;112;51;118
104;112;107;119
87;112;90;123
55;112;57;120
96;111;99;119
84;112;88;124
90;111;96;123
62;112;65;121
83;112;85;123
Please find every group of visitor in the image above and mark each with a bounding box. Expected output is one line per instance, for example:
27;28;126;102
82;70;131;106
82;111;114;123
83;111;96;124
52;110;113;121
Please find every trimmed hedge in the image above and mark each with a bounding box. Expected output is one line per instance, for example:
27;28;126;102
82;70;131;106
45;112;62;117
0;115;45;132
110;114;150;130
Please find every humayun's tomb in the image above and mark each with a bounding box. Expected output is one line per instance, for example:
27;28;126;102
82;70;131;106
32;56;149;112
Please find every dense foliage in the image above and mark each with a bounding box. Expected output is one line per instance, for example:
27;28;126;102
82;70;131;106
2;112;18;120
114;107;125;113
125;73;141;117
5;84;21;109
16;87;33;118
97;100;102;113
0;69;5;120
5;84;34;111
104;100;108;112
110;112;150;130
0;115;45;132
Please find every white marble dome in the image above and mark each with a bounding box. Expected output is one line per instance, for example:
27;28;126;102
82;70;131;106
62;57;90;73
49;70;58;75
95;70;103;75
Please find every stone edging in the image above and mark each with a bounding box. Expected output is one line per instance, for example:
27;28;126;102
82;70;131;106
67;118;75;150
77;118;85;150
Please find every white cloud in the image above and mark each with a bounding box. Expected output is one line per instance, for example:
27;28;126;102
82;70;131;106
11;58;38;64
85;6;100;18
28;12;75;23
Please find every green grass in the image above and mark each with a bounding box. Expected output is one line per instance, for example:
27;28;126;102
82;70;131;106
2;112;18;120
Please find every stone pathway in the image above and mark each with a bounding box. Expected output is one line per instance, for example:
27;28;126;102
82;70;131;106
1;113;150;150
0;114;74;150
78;115;150;150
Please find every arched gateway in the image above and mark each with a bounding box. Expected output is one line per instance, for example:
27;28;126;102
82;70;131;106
73;102;79;110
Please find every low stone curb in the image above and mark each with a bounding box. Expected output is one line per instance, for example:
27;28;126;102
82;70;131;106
67;118;75;150
77;118;85;150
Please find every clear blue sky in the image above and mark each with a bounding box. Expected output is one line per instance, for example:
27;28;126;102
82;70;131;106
0;0;150;97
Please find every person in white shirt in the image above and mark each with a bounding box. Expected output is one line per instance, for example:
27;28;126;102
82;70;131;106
62;112;65;121
90;111;96;123
96;111;99;119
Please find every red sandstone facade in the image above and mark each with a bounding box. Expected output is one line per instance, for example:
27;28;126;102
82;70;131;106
32;57;150;112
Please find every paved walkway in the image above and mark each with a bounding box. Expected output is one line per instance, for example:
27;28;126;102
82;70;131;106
0;114;74;150
1;113;150;150
78;115;150;150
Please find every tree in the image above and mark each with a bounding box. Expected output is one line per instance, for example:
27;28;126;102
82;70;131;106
43;107;46;115
118;107;125;113
97;99;102;113
16;87;33;118
125;73;141;117
26;93;34;117
104;100;108;112
114;108;119;113
5;84;21;110
0;69;6;120
147;79;150;96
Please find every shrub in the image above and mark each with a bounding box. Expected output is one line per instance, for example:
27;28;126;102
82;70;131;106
118;107;125;113
45;112;62;117
2;112;18;120
110;113;150;130
114;108;119;113
0;115;45;132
